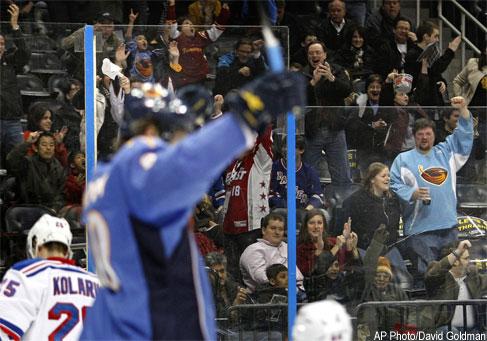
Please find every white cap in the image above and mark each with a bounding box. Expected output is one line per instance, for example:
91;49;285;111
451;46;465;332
27;214;72;258
293;300;352;341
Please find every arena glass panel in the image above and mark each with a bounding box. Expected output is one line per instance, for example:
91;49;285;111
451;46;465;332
84;23;295;340
0;21;87;272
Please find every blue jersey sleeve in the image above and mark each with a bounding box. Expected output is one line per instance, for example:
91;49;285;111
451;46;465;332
125;114;251;224
437;113;473;170
390;153;417;203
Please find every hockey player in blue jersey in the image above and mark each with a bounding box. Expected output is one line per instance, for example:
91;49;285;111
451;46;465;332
80;72;306;340
390;96;473;275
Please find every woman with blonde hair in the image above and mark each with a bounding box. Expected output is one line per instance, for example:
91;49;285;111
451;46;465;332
343;162;401;250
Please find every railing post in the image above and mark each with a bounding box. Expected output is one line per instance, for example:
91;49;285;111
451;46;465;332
438;0;443;51
416;0;421;28
461;13;466;66
84;25;96;272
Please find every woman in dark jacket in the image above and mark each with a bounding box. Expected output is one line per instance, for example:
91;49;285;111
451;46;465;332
343;162;401;250
342;162;412;287
332;26;374;91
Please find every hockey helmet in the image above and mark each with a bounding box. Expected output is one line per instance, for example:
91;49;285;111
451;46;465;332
293;300;352;341
122;83;194;139
26;214;73;258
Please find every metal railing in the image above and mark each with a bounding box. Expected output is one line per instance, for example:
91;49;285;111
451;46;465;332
216;300;487;340
356;299;487;339
438;0;487;67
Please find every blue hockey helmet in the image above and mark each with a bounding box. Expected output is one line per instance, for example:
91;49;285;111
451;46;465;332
122;83;194;139
176;85;213;127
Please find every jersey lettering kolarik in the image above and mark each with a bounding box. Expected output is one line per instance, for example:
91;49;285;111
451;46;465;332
0;258;99;340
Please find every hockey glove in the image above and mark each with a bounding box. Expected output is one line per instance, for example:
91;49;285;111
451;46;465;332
226;71;306;132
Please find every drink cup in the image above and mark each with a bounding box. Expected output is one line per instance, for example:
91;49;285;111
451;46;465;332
420;187;431;205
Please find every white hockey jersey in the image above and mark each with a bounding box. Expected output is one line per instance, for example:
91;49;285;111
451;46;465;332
0;258;99;340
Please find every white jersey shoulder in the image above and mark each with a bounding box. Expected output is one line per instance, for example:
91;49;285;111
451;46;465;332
0;258;99;341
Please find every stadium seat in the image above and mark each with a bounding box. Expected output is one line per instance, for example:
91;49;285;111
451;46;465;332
24;33;58;53
47;74;68;94
3;205;57;265
28;52;66;74
16;74;51;97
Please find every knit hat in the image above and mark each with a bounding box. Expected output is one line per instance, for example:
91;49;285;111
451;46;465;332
376;256;393;277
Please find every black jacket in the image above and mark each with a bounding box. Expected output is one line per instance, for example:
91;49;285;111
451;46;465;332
7;142;66;211
404;45;455;106
342;188;401;250
304;62;352;135
0;29;30;120
371;38;416;79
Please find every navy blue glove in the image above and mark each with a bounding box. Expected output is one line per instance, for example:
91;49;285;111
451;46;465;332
226;71;306;131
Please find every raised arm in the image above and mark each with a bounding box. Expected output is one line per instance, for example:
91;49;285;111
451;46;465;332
124;9;139;40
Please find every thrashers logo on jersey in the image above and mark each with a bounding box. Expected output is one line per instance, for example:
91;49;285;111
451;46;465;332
418;165;448;186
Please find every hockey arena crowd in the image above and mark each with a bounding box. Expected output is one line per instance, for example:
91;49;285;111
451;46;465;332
0;0;486;340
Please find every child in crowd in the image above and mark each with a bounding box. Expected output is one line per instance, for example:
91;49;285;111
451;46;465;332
64;150;85;206
166;0;230;88
125;9;182;84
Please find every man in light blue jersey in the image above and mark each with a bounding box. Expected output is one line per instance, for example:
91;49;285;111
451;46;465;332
80;72;305;340
390;96;473;275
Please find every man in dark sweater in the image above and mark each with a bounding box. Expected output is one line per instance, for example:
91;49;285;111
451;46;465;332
7;132;66;212
301;41;353;186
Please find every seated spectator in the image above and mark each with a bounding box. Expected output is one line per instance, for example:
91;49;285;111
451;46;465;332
357;225;410;337
239;212;304;293
64;150;85;206
371;17;417;79
24;101;68;167
405;23;461;107
213;38;266;96
253;263;289;304
7;132;66;212
332;26;374;91
424;240;487;334
167;0;230;88
205;252;247;318
125;9;182;84
269;136;325;215
298;209;361;303
317;0;356;54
